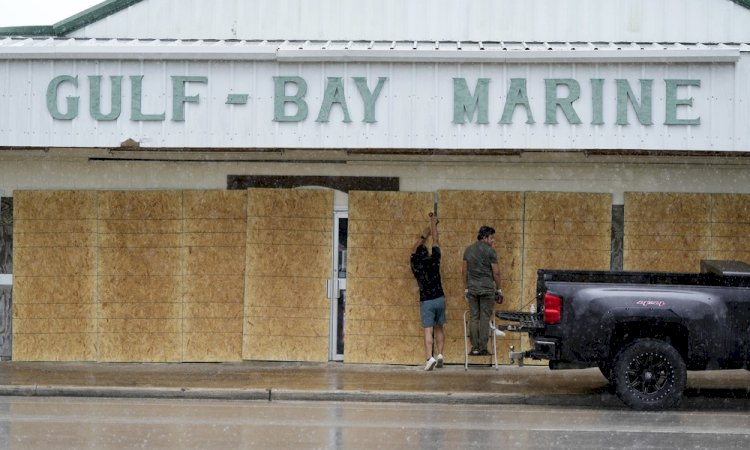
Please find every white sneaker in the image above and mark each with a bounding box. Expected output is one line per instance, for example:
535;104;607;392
489;321;506;337
436;354;444;368
424;357;437;371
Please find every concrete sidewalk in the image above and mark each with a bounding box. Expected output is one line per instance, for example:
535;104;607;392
0;360;747;410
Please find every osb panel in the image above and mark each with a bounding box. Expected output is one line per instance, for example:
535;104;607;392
183;190;247;219
12;334;96;361
100;302;180;319
183;191;247;363
13;191;97;220
245;277;331;307
98;333;181;362
244;335;328;362
183;318;243;333
244;188;332;362
99;219;182;234
184;275;245;303
625;192;711;223
345;277;419;308
185;218;247;233
99;233;182;248
711;194;750;262
246;229;330;246
437;191;525;365
624;192;711;271
12;191;99;362
186;247;246;275
185;302;243;319
13;318;96;334
13;303;95;319
99;276;182;303
99;248;182;276
13;232;96;248
185;232;246;247
99;318;181;334
247;188;332;218
525;192;611;221
624;250;707;273
183;333;242;362
14;247;96;276
345;191;434;365
246;244;330;278
13;276;97;304
98;191;182;220
246;317;328;337
13;219;97;234
345;336;429;365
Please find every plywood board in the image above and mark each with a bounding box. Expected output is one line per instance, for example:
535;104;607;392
624;192;711;272
345;191;433;364
243;188;332;362
12;191;98;362
710;194;750;262
97;190;184;362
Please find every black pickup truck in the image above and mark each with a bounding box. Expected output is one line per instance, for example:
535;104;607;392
497;259;750;410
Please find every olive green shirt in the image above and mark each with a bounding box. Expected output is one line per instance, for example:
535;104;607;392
463;240;498;294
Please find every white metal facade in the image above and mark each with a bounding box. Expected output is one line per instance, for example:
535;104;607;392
1;38;748;151
65;0;750;43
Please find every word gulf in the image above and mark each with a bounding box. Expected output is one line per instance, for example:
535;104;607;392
46;75;701;126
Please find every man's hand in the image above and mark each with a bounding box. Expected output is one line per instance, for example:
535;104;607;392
464;289;469;301
495;289;504;304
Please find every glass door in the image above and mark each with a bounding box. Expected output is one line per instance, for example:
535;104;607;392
329;211;347;361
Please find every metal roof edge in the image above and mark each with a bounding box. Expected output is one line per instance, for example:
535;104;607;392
0;26;55;37
52;0;146;36
0;0;145;37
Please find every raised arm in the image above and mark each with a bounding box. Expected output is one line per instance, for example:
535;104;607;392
429;213;440;247
412;225;431;254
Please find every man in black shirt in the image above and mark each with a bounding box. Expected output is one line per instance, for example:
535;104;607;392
410;213;446;371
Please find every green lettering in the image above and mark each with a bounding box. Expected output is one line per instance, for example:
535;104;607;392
500;78;535;125
172;76;207;121
452;78;489;124
130;76;165;121
591;78;604;125
273;76;308;122
353;77;387;123
316;77;351;123
616;79;653;125
665;79;700;125
545;79;582;125
46;75;79;120
89;76;122;121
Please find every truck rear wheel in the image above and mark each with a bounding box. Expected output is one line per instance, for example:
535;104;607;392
613;339;686;410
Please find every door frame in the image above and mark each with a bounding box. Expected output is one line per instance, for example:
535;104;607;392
329;209;348;361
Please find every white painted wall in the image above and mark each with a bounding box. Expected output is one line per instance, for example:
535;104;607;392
67;0;750;43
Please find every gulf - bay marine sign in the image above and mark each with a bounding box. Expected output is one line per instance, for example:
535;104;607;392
48;75;700;126
1;59;747;150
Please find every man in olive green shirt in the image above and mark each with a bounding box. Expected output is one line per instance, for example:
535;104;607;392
462;225;503;355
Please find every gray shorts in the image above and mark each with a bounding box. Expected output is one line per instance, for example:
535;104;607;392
419;296;446;328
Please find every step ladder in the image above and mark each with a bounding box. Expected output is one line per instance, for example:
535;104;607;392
462;309;499;370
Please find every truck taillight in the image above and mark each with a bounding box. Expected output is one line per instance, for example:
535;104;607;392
543;293;562;324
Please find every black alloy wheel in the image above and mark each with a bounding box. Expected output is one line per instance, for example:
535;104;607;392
613;338;686;410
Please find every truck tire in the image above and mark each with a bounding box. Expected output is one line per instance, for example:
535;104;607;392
613;339;686;410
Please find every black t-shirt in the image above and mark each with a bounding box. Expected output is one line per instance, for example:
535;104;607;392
410;246;445;302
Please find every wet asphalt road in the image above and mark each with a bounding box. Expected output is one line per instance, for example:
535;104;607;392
1;396;748;449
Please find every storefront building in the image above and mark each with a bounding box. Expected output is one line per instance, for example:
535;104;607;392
1;0;749;365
